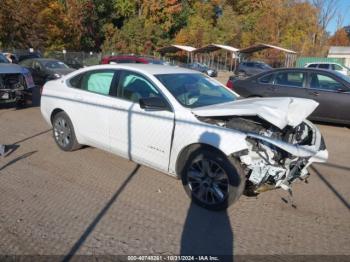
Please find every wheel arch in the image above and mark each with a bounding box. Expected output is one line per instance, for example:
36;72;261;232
175;143;227;177
50;108;64;124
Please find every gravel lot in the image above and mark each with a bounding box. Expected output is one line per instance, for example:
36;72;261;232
0;76;349;259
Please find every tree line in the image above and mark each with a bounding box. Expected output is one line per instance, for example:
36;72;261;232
0;0;349;56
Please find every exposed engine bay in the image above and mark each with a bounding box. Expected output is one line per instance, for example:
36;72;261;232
198;115;327;195
0;73;27;102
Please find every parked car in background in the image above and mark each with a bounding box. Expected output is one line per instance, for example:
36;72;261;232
101;55;168;65
186;62;218;77
304;62;350;76
15;51;41;62
235;61;272;77
19;58;75;87
228;68;350;125
0;53;35;106
65;57;84;69
41;64;327;210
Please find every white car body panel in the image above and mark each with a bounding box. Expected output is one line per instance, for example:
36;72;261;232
41;64;328;192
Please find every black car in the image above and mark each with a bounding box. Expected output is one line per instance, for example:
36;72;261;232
227;68;350;124
186;62;218;77
16;52;41;62
19;58;75;86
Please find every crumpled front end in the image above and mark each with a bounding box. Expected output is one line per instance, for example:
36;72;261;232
0;68;34;104
238;120;328;194
198;115;328;194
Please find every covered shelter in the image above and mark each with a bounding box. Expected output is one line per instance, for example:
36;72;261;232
238;43;297;67
157;45;196;64
193;44;239;71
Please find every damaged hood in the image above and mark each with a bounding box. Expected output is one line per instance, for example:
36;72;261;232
191;97;319;129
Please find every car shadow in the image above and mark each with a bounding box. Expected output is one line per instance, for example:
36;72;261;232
310;165;349;210
62;164;140;262
180;202;234;259
181;131;234;259
0;151;37;172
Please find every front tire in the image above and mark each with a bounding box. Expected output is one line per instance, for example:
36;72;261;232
181;147;245;211
52;112;81;151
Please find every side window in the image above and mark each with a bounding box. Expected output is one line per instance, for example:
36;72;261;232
309;73;343;91
318;64;329;69
81;70;115;95
275;72;305;87
20;59;32;67
118;71;161;102
259;74;274;84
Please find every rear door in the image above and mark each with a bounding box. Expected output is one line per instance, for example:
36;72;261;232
305;72;350;123
264;70;307;98
67;69;118;149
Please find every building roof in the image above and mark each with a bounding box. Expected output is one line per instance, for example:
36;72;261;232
238;43;296;54
329;46;350;55
157;45;196;54
193;44;239;53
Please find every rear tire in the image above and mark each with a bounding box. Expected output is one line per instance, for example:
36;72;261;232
181;147;245;211
52;111;81;151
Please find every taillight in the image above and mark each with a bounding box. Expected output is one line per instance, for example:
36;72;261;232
226;80;233;90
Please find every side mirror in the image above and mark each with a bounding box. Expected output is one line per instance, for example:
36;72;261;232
139;97;169;111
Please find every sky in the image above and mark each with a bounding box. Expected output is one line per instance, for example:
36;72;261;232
326;0;350;34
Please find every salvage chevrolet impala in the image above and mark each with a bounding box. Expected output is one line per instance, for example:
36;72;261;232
40;64;328;210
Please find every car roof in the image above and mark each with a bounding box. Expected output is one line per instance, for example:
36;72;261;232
80;64;197;75
306;62;340;65
247;67;341;79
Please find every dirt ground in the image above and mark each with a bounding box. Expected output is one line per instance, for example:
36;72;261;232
0;76;349;259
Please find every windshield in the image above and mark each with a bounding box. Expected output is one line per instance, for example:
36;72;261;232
0;53;9;63
156;73;237;108
43;60;69;69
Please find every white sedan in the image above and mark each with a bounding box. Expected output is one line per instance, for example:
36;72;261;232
40;64;328;210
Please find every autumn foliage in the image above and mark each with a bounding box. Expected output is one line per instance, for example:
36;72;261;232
0;0;348;55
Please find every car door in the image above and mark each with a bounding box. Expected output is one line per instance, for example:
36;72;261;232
67;69;118;150
263;70;307;97
108;70;175;172
305;72;350;123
